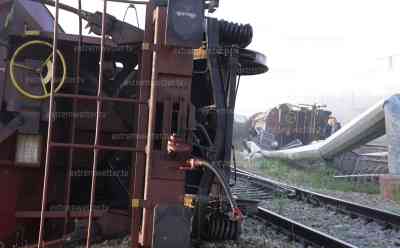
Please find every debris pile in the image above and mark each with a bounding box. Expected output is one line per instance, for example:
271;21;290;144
246;103;340;150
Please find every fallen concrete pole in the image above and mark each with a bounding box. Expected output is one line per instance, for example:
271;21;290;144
259;95;400;163
250;94;400;200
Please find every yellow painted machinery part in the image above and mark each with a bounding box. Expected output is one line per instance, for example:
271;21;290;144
9;40;67;100
193;48;207;60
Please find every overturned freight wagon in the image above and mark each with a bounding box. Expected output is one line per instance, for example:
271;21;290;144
0;0;268;247
248;103;341;150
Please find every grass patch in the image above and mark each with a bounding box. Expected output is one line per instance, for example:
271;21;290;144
393;189;400;203
257;159;380;194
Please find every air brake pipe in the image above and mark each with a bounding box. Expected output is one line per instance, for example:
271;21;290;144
196;124;214;147
258;95;400;162
183;159;243;221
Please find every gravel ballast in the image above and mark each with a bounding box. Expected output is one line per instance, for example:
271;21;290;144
75;218;304;248
200;217;305;248
260;197;400;248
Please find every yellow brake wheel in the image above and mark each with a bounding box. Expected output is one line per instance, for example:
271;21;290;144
9;40;67;100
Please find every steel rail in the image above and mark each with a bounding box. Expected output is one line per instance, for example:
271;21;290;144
257;207;358;248
237;169;400;228
235;169;294;194
293;187;400;228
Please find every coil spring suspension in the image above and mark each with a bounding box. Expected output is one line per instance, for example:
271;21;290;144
219;20;253;48
204;212;241;241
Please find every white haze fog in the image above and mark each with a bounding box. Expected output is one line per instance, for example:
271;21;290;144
50;0;400;124
213;0;400;124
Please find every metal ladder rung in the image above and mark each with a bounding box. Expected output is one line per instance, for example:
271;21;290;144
55;93;148;104
16;210;106;219
50;142;145;152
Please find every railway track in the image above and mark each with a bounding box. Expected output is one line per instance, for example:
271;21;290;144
232;169;400;248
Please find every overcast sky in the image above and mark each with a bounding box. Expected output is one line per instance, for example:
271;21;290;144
51;0;400;116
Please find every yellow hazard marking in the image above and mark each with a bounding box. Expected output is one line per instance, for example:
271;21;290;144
193;48;207;60
142;42;150;50
184;195;195;208
132;199;141;208
24;30;41;36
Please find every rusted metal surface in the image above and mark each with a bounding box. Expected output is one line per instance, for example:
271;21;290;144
1;0;144;246
140;7;193;247
0;1;268;246
50;142;145;152
0;165;17;242
130;1;154;246
16;210;106;219
55;93;146;104
0;115;23;143
0;0;144;245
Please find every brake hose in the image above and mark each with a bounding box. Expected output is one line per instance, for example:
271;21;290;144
186;158;242;220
